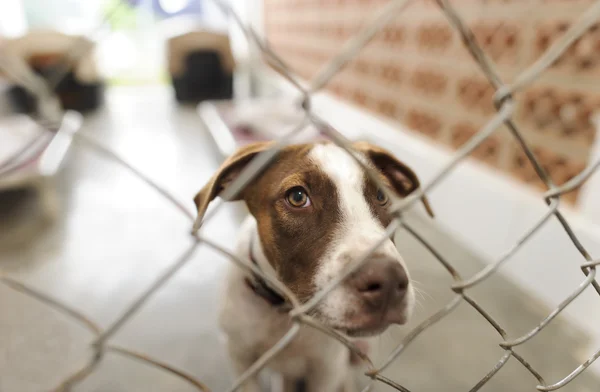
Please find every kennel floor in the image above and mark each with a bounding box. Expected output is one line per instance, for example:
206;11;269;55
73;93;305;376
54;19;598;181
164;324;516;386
0;85;598;392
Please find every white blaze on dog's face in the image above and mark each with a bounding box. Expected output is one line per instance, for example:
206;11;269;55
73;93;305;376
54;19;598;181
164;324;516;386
193;141;431;337
308;144;415;336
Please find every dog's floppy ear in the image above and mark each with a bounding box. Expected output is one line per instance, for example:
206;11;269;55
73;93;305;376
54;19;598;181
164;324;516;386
353;141;434;218
193;142;273;230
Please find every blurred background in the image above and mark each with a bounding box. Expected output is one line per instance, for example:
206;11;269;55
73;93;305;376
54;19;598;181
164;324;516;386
2;0;600;391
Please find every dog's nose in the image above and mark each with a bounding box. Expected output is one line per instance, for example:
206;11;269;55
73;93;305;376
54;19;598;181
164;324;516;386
350;258;409;310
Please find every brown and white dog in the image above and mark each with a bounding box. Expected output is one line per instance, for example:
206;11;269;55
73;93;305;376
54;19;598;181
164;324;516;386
193;141;431;392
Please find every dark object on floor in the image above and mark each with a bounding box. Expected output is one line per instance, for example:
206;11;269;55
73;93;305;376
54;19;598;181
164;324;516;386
171;51;233;102
167;31;235;103
2;32;104;114
7;69;103;114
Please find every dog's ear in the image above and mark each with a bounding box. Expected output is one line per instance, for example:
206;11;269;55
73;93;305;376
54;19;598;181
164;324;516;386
193;142;273;230
353;141;434;218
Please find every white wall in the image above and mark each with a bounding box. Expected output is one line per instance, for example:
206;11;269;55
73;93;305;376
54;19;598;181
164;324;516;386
579;115;600;226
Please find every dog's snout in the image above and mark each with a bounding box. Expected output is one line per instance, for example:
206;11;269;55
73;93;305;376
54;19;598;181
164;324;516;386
350;258;408;309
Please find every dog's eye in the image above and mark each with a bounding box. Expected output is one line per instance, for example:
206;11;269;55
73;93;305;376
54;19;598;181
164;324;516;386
376;189;389;205
286;187;311;208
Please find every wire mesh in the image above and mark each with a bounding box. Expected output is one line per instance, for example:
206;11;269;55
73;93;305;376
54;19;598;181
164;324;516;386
1;0;600;391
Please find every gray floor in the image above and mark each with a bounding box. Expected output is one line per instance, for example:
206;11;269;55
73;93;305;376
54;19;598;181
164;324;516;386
0;86;598;392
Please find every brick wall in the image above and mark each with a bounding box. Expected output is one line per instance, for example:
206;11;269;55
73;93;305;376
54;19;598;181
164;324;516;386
263;0;600;203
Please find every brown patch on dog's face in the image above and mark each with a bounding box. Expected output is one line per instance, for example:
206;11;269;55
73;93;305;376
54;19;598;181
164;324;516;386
362;174;395;230
352;141;434;218
240;144;342;301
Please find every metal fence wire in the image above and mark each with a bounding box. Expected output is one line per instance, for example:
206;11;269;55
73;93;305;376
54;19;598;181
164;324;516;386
2;0;600;391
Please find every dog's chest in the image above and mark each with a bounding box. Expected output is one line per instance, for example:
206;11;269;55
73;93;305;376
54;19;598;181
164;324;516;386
219;265;348;377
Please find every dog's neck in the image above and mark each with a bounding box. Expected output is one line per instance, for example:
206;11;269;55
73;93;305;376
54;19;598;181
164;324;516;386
248;228;270;270
245;225;287;307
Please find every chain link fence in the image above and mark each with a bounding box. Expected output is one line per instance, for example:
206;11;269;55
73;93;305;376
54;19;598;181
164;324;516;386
2;0;600;391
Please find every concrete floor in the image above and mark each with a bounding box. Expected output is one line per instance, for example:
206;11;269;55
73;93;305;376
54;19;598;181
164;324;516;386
1;85;598;392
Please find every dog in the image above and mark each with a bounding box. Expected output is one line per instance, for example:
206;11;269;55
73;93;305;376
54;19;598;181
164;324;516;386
193;140;432;392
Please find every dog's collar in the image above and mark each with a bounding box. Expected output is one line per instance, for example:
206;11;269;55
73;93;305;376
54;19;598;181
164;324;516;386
245;236;288;308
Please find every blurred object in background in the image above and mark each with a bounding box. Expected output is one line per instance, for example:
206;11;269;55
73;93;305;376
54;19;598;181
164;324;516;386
199;98;330;158
2;31;104;114
0;112;81;233
167;29;235;103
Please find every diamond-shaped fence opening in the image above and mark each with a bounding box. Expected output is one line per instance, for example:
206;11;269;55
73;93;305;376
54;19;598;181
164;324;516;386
1;0;600;391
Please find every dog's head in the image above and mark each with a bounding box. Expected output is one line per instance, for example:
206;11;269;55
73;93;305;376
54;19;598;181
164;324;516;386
194;141;431;337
